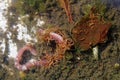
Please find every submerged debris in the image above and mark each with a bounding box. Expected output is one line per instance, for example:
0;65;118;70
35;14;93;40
72;7;111;51
14;6;112;71
36;28;74;68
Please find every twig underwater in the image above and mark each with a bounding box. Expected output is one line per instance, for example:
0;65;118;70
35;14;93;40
58;0;73;23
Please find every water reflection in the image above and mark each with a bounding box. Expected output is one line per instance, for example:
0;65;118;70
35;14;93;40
102;0;120;8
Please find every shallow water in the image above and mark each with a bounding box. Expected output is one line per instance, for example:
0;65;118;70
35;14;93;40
0;0;120;80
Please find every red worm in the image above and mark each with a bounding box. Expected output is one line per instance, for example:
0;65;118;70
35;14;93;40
49;32;64;43
15;29;64;71
38;29;64;43
14;44;38;71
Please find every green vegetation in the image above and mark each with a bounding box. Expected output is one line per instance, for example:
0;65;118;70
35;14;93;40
23;0;46;14
9;0;60;22
10;0;59;15
82;0;106;18
10;0;46;20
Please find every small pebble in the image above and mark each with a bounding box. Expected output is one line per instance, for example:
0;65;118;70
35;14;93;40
19;71;26;78
77;57;80;60
114;63;120;69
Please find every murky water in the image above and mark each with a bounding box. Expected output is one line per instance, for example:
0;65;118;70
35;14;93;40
0;0;120;80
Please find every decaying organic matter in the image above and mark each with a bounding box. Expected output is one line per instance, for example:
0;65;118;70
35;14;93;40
14;27;74;71
15;6;112;70
36;28;74;68
72;7;111;51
